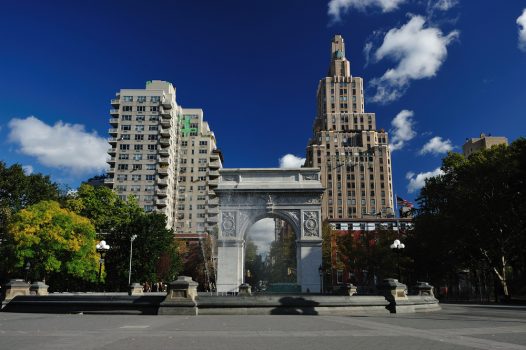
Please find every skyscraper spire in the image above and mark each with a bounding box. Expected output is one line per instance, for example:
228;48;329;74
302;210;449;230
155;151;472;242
306;36;394;220
328;35;351;77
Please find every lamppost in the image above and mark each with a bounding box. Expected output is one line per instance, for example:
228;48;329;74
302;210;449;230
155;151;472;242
96;240;110;282
318;265;324;294
390;239;405;282
24;261;31;282
128;234;137;285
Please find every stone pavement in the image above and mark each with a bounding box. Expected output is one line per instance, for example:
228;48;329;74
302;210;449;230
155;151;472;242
1;304;525;350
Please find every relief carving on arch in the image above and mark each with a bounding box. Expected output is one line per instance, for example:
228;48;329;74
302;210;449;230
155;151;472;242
221;211;237;237
303;211;320;237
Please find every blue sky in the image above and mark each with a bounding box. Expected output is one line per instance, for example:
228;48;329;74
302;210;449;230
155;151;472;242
1;0;525;202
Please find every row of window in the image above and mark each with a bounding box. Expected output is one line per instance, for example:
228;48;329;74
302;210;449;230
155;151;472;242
116;185;156;192
116;174;157;181
122;106;159;112
119;144;158;151
121;125;158;131
122;96;160;103
120;115;159;122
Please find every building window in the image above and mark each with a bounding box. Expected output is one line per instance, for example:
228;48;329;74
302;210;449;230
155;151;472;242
135;125;144;132
119;144;130;150
121;115;132;121
119;154;129;160
146;175;155;181
148;135;157;141
150;96;160;102
137;96;146;103
121;125;131;131
133;164;142;171
123;96;133;102
146;163;156;170
132;174;141;181
137;106;146;112
134;145;143;151
149;125;158;131
150;106;158;112
117;164;128;170
123;106;132;112
135;134;144;141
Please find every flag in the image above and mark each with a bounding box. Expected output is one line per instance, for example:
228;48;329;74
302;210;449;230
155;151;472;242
396;195;413;208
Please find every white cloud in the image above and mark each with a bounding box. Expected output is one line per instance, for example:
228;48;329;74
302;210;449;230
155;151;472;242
8;116;108;174
279;154;305;168
328;0;405;21
406;167;444;193
517;9;526;52
419;136;453;155
389;110;416;151
247;218;275;255
428;0;458;12
370;15;459;103
22;165;33;175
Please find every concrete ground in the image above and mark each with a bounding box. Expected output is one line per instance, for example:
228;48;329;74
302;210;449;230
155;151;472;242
1;304;525;350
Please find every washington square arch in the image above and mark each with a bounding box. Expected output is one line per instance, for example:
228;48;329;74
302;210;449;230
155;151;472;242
215;168;324;293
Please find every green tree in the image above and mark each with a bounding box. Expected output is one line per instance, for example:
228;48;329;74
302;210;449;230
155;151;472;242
413;139;526;299
65;183;141;232
104;212;182;291
5;200;99;283
0;163;60;281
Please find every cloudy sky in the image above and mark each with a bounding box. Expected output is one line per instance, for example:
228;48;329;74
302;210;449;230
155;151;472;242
0;0;525;201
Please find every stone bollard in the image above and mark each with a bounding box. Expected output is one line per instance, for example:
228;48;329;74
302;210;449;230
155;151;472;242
338;283;357;296
128;283;143;296
30;281;49;296
238;283;252;296
166;276;198;301
4;279;30;301
377;278;408;313
413;281;434;297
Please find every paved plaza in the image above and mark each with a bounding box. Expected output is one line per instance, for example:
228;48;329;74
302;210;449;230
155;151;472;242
1;304;525;350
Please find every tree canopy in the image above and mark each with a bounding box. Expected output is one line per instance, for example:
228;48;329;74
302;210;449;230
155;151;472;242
5;200;99;283
412;139;526;298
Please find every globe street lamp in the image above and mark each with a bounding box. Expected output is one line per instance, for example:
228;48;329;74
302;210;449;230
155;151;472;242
390;239;405;282
96;240;110;282
128;234;138;285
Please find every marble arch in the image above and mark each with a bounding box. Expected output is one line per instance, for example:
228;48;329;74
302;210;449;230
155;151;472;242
215;168;324;293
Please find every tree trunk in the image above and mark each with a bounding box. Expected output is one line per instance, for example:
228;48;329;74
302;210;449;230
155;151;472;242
492;255;510;301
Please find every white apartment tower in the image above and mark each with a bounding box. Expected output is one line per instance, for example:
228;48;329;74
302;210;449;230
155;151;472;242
305;35;394;220
105;80;222;235
175;109;223;237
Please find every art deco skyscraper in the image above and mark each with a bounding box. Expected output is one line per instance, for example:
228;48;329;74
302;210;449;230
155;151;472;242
305;35;394;220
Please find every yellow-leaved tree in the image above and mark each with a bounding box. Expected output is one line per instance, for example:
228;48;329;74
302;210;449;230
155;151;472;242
7;200;99;283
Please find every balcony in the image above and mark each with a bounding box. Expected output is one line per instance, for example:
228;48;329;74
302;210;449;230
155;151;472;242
208;170;220;177
161;108;171;118
109;118;119;125
160;119;171;128
104;177;114;186
111;98;120;106
156;199;167;207
108;137;118;144
208;179;219;187
157;166;169;175
210;153;220;160
162;99;172;109
107;157;116;164
158;156;169;165
159;137;170;146
157;178;168;187
156;189;168;197
107;147;116;154
208;198;219;206
207;216;218;224
108;128;118;134
110;109;119;115
209;161;220;169
160;127;170;137
158;148;169;157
